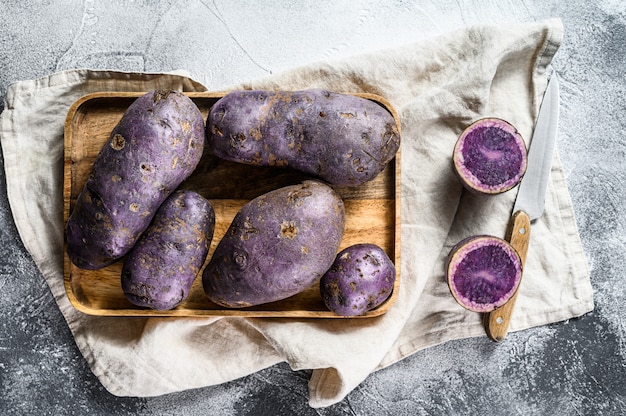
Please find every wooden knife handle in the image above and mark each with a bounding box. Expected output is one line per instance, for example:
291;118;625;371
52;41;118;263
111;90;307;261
484;210;531;342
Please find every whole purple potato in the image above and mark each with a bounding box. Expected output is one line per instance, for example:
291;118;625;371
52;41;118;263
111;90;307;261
320;243;396;316
206;89;400;186
66;90;205;270
121;190;215;310
203;180;345;308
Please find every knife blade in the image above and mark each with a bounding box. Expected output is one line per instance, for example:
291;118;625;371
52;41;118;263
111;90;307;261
484;70;560;342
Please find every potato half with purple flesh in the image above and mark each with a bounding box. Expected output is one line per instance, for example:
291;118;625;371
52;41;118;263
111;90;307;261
453;118;527;195
320;243;396;317
206;89;400;186
122;190;215;310
446;235;522;313
202;180;345;308
66;90;205;270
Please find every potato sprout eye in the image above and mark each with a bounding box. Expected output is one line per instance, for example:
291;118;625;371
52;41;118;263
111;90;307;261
110;134;125;150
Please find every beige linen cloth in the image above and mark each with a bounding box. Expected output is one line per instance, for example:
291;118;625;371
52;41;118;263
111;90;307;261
1;19;593;407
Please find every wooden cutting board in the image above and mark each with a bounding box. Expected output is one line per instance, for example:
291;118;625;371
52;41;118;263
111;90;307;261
63;91;401;317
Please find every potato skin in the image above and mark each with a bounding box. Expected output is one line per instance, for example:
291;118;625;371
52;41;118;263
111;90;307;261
121;190;215;310
66;90;205;270
206;89;400;186
202;180;345;308
320;243;396;316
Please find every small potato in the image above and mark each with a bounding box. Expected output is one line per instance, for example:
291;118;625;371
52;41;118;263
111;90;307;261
203;180;345;308
66;90;205;270
206;89;400;186
121;190;215;310
320;243;396;316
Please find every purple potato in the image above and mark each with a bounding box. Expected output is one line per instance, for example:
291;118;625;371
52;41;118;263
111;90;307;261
202;180;345;308
320;243;396;316
446;235;522;313
121;190;215;310
453;118;527;195
206;89;400;186
66;90;205;270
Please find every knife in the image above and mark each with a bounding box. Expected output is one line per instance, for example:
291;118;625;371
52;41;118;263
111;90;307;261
484;70;560;342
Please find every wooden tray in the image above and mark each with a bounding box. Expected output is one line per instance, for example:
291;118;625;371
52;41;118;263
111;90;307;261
63;91;401;317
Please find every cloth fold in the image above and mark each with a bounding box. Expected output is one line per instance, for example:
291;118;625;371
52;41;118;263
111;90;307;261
0;19;593;408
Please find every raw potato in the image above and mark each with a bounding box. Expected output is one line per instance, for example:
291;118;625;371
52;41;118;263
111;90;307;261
122;190;215;310
66;90;205;270
453;118;527;195
206;89;400;186
202;180;345;308
446;235;522;313
320;243;396;317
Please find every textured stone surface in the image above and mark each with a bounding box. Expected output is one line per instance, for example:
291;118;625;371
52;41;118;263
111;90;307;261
1;1;625;414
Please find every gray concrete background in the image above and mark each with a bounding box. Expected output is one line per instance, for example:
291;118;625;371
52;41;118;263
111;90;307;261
1;1;625;415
